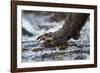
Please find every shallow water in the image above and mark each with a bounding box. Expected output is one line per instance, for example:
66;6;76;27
22;11;90;62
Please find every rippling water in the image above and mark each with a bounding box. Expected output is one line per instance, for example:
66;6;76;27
21;11;90;62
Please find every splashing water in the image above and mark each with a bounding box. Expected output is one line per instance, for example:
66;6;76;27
22;12;90;62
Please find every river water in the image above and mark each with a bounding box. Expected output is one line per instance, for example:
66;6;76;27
21;11;90;62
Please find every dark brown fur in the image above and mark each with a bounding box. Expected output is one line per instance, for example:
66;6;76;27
37;13;89;48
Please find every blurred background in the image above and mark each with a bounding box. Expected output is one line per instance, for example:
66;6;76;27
22;10;90;62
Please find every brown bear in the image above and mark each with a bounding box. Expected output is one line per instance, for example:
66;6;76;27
37;13;89;49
